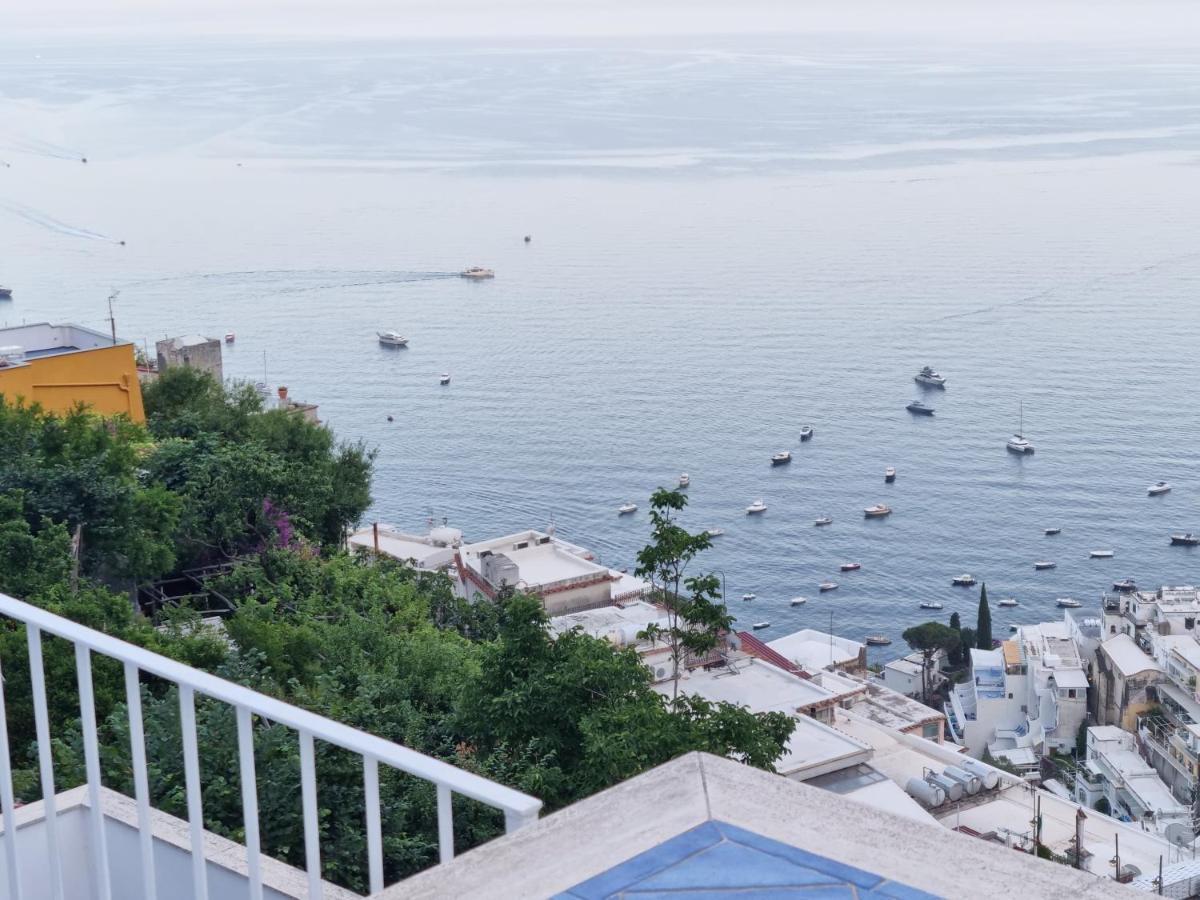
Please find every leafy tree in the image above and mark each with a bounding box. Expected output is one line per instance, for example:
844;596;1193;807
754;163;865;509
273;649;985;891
948;612;962;666
633;489;731;699
0;492;72;598
142;365;262;440
977;582;992;649
959;627;976;663
902;621;961;703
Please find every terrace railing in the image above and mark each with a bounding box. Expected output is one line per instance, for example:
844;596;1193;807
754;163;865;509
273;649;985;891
0;591;542;900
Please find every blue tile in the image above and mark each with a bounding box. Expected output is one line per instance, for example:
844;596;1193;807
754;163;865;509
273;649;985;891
625;889;857;900
712;821;891;891
557;822;722;900
869;881;942;900
633;840;844;890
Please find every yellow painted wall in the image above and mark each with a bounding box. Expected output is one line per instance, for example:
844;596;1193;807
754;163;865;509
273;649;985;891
0;343;145;422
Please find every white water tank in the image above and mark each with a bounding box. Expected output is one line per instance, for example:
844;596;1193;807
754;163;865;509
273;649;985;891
906;777;946;808
960;758;1001;790
943;765;982;795
927;772;963;802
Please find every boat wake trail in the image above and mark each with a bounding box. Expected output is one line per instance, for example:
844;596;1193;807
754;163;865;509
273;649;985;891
0;201;119;242
5;137;85;162
933;249;1200;323
120;269;458;292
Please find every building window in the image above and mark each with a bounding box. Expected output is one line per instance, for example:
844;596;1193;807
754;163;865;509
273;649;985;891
922;722;940;740
1068;689;1077;699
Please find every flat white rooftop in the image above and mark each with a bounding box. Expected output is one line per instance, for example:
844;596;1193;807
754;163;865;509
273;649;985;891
0;322;129;359
548;600;667;643
663;656;838;714
767;629;863;671
1100;633;1160;678
348;526;457;568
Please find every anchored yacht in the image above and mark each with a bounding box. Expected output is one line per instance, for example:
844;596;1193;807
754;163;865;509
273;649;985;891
460;266;495;279
914;366;946;388
746;499;768;515
1149;481;1172;496
377;331;409;347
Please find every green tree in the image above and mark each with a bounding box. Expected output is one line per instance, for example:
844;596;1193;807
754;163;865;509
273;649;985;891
1076;720;1089;757
902;621;961;703
977;582;992;649
633;489;731;699
0;492;72;598
948;612;963;666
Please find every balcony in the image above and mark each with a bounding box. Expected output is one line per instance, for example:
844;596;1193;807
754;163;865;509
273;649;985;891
0;591;542;898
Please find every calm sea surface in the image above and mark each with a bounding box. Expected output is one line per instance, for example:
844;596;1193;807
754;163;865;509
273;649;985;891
2;37;1200;655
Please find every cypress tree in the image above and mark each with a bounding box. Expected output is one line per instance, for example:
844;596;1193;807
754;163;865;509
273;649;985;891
977;582;992;649
948;612;962;666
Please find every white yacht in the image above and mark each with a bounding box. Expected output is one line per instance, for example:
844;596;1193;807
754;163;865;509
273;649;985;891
1056;597;1082;608
460;266;495;279
819;581;838;592
378;331;409;347
799;425;815;441
752;621;771;631
1006;402;1035;454
919;600;943;609
618;502;637;515
998;597;1019;608
1090;550;1115;559
814;516;833;526
742;593;756;602
789;597;807;606
1033;561;1056;570
439;373;451;385
914;366;946;387
678;473;690;488
863;504;892;518
951;574;976;586
1149;481;1172;496
746;499;768;515
771;451;792;466
706;527;724;537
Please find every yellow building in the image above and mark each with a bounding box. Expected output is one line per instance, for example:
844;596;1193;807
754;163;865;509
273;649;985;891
0;322;146;422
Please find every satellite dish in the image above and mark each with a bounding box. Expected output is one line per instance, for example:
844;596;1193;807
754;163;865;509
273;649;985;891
1165;822;1192;848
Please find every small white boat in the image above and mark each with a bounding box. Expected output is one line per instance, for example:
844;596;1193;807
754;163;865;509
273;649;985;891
224;332;236;343
1112;579;1137;592
790;597;807;606
439;373;451;385
771;451;792;466
884;467;896;483
919;600;943;609
914;366;946;387
819;581;838;592
752;621;771;630
840;562;861;572
746;499;768;515
1056;597;1082;608
679;473;690;488
618;502;637;515
0;286;12;300
1034;561;1056;570
460;266;495;279
865;635;892;646
1149;481;1172;496
1171;533;1200;546
814;516;833;527
998;598;1019;608
742;593;756;602
863;504;892;518
378;331;409;347
951;574;976;586
1090;550;1115;559
799;425;815;441
1044;527;1061;536
706;527;724;537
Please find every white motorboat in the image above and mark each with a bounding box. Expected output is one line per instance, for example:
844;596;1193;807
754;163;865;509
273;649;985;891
1057;597;1082;608
951;574;976;586
863;504;892;518
224;332;236;343
790;597;807;606
706;527;724;537
1171;533;1200;546
1112;579;1137;592
865;635;892;646
752;621;771;630
771;451;792;466
914;366;946;387
906;400;935;415
799;425;815;441
618;502;637;515
919;600;943;609
0;286;12;300
746;499;768;515
814;516;833;526
439;373;451;385
819;581;838;592
1033;561;1056;570
1044;527;1061;536
460;266;495;279
1090;550;1115;559
998;598;1019;608
1006;401;1034;454
679;473;690;488
840;562;861;572
378;331;409;347
1149;481;1172;496
742;593;756;602
884;466;896;483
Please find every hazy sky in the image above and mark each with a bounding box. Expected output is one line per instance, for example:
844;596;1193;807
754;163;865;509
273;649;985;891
3;0;1199;42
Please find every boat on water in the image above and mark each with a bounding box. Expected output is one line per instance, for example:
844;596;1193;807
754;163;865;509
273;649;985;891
790;597;808;606
1090;550;1115;559
706;527;724;537
814;516;833;527
998;598;1019;608
1057;597;1082;608
1033;561;1057;570
819;581;838;592
1171;533;1200;546
914;366;946;388
863;504;892;518
919;600;943;610
752;621;771;631
1044;527;1061;536
678;473;690;488
378;331;409;347
905;400;935;416
439;373;451;385
618;502;637;515
771;451;792;466
1149;481;1172;496
742;593;756;602
884;466;896;483
951;574;976;586
840;562;861;572
1006;401;1035;454
746;499;768;515
865;635;892;646
460;266;495;279
799;425;815;441
1112;579;1138;592
224;332;236;343
1009;624;1019;632
0;286;12;299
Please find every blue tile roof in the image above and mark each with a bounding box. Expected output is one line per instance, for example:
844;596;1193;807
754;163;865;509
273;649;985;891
556;820;938;899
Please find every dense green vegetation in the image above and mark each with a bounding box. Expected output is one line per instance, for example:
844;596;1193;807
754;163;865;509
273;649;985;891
0;370;793;891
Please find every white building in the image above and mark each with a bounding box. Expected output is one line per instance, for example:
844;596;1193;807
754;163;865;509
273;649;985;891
877;651;947;700
549;600;678;682
348;523;462;570
765;629;867;673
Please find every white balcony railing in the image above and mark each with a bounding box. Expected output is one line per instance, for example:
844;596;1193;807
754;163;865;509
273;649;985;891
0;591;542;900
